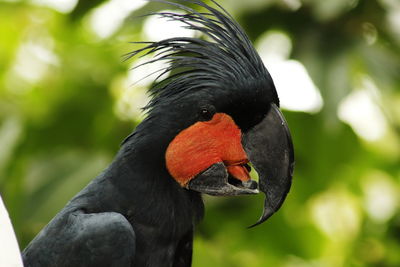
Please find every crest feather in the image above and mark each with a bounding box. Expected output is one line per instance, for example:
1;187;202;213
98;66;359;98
126;0;275;112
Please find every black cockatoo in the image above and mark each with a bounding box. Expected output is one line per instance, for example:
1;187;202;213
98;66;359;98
22;0;294;266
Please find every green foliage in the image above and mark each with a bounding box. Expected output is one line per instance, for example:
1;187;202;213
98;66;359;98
1;0;399;266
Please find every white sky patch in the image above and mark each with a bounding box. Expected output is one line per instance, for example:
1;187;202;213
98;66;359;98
128;56;170;87
113;79;149;121
256;31;292;63
379;0;400;41
0;196;23;267
337;77;387;141
10;39;59;89
30;0;78;13
256;31;323;113
361;170;399;223
112;8;194;121
282;0;302;11
111;56;170;121
308;189;361;241
143;10;195;41
89;0;146;39
269;60;323;113
387;9;400;40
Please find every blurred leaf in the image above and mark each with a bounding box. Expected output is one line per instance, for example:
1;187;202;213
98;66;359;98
0;0;399;266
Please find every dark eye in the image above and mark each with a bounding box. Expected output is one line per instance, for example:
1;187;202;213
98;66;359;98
199;107;214;121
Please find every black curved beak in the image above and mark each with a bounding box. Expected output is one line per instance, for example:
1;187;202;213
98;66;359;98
187;103;294;226
243;103;294;227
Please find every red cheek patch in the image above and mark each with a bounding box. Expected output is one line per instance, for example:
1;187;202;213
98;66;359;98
165;113;250;186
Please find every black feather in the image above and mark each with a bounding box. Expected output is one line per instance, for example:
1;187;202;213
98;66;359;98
125;0;279;114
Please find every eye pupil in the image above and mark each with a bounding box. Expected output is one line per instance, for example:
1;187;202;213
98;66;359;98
200;108;213;121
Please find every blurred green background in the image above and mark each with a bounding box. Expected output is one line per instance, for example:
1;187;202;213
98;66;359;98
1;0;400;266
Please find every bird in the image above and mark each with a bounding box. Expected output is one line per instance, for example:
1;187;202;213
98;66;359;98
22;0;294;266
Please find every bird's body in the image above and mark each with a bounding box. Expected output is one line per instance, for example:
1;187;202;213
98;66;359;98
23;127;204;267
22;1;294;266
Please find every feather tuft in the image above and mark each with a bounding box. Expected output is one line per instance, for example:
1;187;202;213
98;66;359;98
126;0;277;112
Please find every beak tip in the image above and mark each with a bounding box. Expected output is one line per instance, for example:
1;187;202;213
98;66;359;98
247;208;275;229
243;103;295;228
